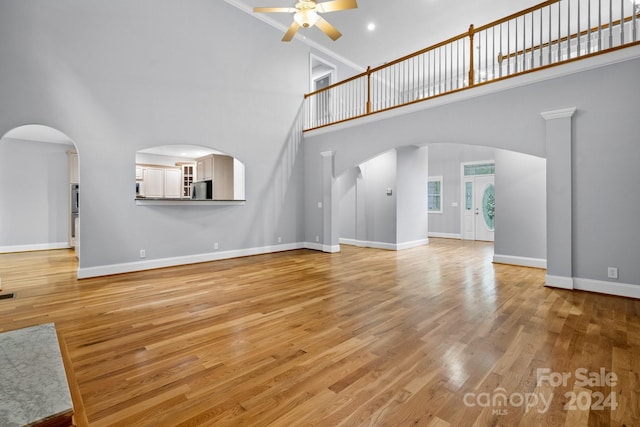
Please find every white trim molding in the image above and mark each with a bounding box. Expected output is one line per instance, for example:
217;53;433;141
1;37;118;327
78;243;306;279
540;107;577;121
339;238;428;251
323;244;341;253
574;278;640;299
303;242;340;253
428;232;462;240
0;242;70;254
493;254;547;269
304;242;323;251
545;275;574;290
397;239;429;251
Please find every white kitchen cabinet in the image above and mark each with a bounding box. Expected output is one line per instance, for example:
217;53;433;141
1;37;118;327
196;156;213;181
164;169;182;198
180;163;195;198
140;166;182;198
195;154;235;199
68;151;79;183
143;167;164;198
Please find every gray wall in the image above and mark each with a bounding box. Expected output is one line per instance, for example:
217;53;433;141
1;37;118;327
0;0;311;271
336;150;398;245
396;146;429;244
428;144;495;236
336;167;358;241
361;150;397;244
494;150;547;261
0;138;71;249
305;56;640;285
337;146;428;247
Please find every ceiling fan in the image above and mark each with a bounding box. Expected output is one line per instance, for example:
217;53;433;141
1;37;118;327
254;0;358;42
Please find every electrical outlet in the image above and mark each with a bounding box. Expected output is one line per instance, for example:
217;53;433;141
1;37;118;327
139;249;146;258
214;242;219;250
277;237;282;243
452;202;458;207
317;202;323;208
315;235;320;242
607;267;618;279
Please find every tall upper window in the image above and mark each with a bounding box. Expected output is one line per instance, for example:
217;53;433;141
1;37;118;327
428;176;443;213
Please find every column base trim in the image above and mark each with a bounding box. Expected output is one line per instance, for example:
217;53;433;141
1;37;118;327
545;274;574;289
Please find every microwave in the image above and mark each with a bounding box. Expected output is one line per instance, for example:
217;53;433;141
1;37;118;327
191;180;212;200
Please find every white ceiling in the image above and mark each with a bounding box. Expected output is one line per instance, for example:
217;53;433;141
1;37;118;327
234;0;543;69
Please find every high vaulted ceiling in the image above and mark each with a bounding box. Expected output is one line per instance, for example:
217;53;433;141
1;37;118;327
233;0;543;69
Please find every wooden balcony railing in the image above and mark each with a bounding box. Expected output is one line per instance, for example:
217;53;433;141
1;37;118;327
304;0;640;131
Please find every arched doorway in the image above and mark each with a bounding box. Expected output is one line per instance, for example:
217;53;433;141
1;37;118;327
0;125;81;271
334;143;547;269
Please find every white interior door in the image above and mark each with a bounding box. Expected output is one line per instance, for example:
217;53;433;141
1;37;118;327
462;175;495;241
474;175;495;242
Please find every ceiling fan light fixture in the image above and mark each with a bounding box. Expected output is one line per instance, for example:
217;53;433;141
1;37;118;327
294;9;320;28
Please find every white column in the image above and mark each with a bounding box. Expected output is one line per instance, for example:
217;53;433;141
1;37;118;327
541;107;576;289
320;151;340;253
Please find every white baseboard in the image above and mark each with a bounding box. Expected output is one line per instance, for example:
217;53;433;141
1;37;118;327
304;242;323;251
339;238;395;250
493;254;547;269
305;242;341;253
546;274;574;290
0;242;70;254
574;277;640;299
339;238;428;251
397;239;429;250
428;232;461;240
77;242;306;279
338;238;360;247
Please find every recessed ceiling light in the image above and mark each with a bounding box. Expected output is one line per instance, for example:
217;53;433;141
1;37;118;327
367;22;376;31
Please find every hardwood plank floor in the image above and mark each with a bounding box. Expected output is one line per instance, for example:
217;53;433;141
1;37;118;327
0;239;639;426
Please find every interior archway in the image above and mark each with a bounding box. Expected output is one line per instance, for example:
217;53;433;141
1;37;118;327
334;143;547;270
0;124;81;270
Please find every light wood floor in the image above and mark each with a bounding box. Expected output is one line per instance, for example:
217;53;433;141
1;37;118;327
0;239;639;426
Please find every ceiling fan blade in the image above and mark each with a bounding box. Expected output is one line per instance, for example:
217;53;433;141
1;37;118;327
282;21;301;42
253;7;296;13
316;0;358;13
315;16;342;41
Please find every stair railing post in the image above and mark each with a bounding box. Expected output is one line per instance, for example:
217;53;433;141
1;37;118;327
366;66;372;114
468;24;475;86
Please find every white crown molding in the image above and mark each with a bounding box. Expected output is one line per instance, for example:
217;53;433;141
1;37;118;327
540;107;577;121
320;150;336;157
223;0;366;72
